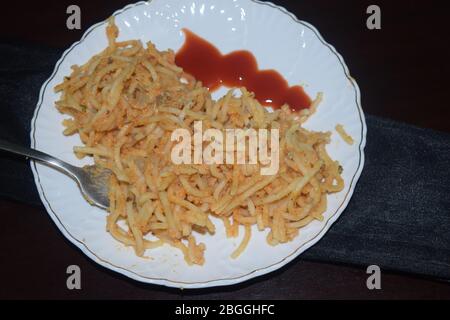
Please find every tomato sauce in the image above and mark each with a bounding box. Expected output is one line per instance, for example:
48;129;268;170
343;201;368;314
175;29;311;111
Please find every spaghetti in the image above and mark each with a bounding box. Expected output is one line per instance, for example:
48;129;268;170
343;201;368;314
54;18;344;265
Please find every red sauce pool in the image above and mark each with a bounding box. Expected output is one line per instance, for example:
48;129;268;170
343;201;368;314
175;29;311;111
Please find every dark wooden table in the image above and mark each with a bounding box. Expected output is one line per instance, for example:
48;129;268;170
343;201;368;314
1;0;449;299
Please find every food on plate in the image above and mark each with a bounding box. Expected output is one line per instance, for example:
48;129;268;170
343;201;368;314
335;124;354;145
54;18;344;265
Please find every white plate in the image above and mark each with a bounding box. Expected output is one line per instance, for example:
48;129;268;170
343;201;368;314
30;0;366;288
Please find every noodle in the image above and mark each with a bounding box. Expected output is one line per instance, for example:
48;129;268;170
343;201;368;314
54;17;344;265
335;124;354;145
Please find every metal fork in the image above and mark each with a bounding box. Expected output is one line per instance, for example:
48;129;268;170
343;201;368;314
0;139;110;209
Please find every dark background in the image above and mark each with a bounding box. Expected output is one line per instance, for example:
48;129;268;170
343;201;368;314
0;0;449;299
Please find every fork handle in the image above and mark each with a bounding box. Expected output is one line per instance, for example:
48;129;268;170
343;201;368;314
0;138;78;179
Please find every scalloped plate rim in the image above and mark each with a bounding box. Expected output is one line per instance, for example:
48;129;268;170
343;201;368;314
30;0;367;289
